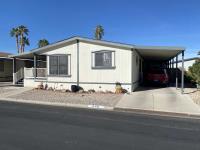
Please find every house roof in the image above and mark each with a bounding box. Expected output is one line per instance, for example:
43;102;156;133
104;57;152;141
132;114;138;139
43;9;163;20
0;52;12;57
9;36;185;61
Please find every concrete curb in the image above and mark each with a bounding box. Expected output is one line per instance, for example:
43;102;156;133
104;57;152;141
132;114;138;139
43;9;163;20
0;98;114;111
1;94;200;120
114;107;200;119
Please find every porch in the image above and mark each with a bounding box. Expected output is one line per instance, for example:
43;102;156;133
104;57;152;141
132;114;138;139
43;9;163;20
11;53;47;85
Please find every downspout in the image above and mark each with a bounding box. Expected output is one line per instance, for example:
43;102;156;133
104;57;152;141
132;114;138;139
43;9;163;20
131;48;134;92
77;39;79;86
181;51;184;94
176;55;178;89
13;58;16;85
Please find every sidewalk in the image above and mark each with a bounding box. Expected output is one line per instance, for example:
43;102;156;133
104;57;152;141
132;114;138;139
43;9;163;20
115;87;200;116
0;87;32;98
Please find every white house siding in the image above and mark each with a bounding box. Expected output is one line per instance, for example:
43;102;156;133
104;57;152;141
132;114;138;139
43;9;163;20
24;43;77;89
79;42;132;92
24;41;141;92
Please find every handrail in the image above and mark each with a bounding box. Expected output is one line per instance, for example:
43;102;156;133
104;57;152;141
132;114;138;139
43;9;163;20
13;68;24;84
24;67;47;78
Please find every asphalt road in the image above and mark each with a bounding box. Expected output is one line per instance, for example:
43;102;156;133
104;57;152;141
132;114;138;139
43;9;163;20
0;101;200;150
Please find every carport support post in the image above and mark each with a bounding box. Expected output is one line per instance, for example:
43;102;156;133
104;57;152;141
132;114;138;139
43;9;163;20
176;55;178;89
181;51;184;94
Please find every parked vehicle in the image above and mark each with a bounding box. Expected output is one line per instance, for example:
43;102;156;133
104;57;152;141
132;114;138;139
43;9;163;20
146;69;169;85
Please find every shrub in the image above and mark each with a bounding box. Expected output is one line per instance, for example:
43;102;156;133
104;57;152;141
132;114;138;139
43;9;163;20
188;60;200;84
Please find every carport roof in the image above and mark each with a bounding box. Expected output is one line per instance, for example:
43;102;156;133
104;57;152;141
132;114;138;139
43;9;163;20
134;46;185;61
9;36;185;61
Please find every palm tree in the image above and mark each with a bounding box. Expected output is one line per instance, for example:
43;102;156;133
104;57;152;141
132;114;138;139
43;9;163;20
10;28;20;53
38;39;49;48
18;25;29;53
20;36;30;51
95;25;104;40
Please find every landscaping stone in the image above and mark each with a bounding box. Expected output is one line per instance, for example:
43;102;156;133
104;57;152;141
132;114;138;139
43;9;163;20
8;89;122;107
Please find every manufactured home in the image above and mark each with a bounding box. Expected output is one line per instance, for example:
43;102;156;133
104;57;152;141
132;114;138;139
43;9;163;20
10;36;185;92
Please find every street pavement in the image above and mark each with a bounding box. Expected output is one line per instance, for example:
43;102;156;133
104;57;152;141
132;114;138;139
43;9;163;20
0;101;200;150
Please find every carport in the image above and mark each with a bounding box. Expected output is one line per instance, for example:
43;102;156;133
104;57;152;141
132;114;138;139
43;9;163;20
134;46;185;94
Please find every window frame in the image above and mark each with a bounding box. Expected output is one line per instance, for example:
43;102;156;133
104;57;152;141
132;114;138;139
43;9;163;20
48;54;71;77
91;50;116;69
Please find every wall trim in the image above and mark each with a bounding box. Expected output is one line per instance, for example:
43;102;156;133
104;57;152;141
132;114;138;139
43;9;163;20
31;79;132;85
131;49;134;91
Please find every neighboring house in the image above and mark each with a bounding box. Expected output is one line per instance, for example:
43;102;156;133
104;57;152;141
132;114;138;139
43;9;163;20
177;57;200;71
10;36;185;92
0;52;13;82
0;52;36;83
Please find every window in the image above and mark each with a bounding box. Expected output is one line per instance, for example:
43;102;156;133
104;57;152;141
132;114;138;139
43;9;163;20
92;51;115;69
0;60;4;72
49;55;70;76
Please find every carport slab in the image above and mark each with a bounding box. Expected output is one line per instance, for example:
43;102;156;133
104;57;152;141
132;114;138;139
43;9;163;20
115;87;200;116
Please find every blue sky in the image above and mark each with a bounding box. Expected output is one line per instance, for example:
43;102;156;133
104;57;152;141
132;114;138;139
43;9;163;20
0;0;200;58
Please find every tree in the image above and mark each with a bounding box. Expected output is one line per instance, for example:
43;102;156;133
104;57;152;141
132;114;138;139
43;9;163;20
18;25;29;53
198;51;200;55
38;39;49;48
188;60;200;84
20;36;30;51
10;25;29;53
95;25;104;40
10;28;20;53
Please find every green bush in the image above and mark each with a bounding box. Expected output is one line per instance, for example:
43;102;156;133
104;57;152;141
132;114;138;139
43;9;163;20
188;60;200;84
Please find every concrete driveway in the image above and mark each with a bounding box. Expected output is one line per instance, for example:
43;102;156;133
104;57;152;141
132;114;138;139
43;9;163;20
115;87;200;115
0;82;31;98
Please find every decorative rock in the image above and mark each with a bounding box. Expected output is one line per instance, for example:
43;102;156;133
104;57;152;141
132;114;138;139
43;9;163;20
78;89;84;93
88;89;95;93
61;89;67;93
47;87;53;91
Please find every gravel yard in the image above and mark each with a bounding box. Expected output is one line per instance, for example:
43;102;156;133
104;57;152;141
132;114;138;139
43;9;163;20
9;89;123;107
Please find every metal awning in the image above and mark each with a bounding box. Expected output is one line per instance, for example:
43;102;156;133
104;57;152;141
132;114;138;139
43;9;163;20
9;51;34;59
135;46;185;61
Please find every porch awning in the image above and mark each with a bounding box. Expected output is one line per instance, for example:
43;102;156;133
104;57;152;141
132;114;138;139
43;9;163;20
9;51;34;59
